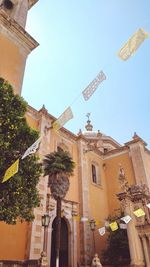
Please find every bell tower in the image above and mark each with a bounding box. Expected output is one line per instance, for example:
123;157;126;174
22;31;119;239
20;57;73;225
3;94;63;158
0;0;39;95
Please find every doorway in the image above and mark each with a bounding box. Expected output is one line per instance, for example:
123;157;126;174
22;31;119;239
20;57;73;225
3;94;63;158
50;217;69;267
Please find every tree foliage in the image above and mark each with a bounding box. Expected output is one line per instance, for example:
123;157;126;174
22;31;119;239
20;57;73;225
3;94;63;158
43;149;75;177
0;78;42;224
43;149;75;200
102;213;130;267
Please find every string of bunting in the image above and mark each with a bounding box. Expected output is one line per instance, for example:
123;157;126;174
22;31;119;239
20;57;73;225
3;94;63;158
72;205;150;236
52;28;150;132
1;137;41;183
2;29;150;183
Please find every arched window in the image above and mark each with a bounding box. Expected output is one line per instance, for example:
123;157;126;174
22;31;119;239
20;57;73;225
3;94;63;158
91;162;101;185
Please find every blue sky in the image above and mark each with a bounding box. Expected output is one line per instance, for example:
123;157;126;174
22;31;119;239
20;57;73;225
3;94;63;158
22;0;150;147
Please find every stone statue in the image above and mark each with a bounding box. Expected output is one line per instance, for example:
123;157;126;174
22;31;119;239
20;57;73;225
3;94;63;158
91;254;102;267
118;165;129;193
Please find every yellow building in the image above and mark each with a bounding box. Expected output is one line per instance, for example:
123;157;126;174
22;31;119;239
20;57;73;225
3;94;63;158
0;1;150;267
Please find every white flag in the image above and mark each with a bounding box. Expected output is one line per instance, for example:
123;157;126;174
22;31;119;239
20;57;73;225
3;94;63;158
104;221;109;228
21;137;41;160
146;203;150;209
98;227;106;236
53;107;73;131
118;28;149;61
82;70;106;101
121;215;131;224
81;217;88;222
119;223;127;229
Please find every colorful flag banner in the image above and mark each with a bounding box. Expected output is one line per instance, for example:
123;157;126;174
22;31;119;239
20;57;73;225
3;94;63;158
82;70;106;101
118;28;150;61
98;227;106;236
109;221;118;231
81;217;88;222
53;107;73;131
119;223;127;229
133;208;145;217
146;203;150;209
21;137;41;159
73;215;80;222
2;159;19;183
121;215;132;224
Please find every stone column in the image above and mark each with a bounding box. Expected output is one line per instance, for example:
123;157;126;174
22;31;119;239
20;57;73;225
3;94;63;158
124;200;145;267
139;234;150;267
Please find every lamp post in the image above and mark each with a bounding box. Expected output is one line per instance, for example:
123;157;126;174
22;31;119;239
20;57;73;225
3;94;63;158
89;219;96;255
40;213;51;267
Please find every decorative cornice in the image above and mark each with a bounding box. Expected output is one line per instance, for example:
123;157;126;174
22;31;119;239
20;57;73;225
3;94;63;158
104;146;129;158
125;134;147;147
0;9;39;52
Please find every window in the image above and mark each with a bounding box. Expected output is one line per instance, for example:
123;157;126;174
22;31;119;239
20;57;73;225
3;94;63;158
92;164;97;183
91;163;101;185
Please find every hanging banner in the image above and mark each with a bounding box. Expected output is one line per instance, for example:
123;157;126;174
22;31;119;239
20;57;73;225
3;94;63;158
82;70;106;101
73;215;80;222
118;28;150;61
133;208;145;217
119;223;127;229
2;159;19;183
146;203;150;209
53;107;73;131
21;137;41;159
109;221;118;231
81;217;89;222
120;215;132;224
98;227;106;236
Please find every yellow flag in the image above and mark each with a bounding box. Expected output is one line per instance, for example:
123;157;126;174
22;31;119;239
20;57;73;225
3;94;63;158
109;221;118;231
133;208;145;217
2;159;19;183
53;107;73;131
74;215;80;222
118;28;150;61
53;121;61;131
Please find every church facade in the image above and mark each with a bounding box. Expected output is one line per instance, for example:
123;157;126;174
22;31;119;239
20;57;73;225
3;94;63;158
0;1;150;266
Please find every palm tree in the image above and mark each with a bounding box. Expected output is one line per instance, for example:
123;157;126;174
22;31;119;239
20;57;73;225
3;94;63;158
43;149;75;267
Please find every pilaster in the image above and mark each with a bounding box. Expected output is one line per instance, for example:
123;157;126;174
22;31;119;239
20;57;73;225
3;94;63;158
78;140;92;266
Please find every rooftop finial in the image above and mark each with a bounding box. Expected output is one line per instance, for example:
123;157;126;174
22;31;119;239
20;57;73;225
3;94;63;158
85;113;93;131
86;113;91;120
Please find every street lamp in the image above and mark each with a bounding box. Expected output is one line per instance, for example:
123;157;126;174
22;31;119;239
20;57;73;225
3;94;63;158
40;213;51;267
89;219;96;255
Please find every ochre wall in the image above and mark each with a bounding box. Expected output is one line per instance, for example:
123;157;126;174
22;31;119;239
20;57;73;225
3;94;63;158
25;113;39;131
87;153;109;254
104;151;136;213
0;221;29;260
0;34;26;95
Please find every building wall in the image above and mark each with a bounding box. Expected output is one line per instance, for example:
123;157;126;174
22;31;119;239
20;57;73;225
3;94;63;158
0;221;29;260
104;151;136;213
0;33;26;95
144;151;150;189
87;152;109;254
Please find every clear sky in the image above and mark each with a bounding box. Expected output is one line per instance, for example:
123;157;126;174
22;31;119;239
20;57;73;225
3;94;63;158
22;0;150;147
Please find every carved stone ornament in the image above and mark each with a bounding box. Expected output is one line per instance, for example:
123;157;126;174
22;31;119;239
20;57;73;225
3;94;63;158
118;165;129;193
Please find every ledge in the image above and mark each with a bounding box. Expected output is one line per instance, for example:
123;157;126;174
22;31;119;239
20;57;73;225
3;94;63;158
0;9;39;52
